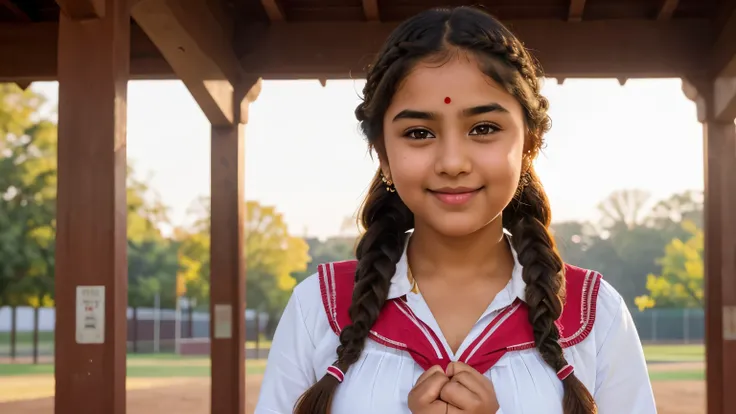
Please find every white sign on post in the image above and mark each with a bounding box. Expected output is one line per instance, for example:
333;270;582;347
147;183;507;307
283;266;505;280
76;286;105;344
214;304;232;339
725;306;736;341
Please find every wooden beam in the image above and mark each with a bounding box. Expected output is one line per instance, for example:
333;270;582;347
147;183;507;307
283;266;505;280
260;0;284;22
54;0;128;413
132;0;244;126
362;0;379;21
568;0;586;22
714;76;736;121
0;19;714;81
14;81;31;90
237;19;712;79
0;0;31;21
55;0;105;20
712;0;736;77
656;0;679;20
0;22;173;81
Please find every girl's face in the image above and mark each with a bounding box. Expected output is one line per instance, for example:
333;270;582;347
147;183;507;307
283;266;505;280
381;53;527;237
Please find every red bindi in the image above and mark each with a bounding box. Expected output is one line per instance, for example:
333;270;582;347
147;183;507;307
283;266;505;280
444;96;452;104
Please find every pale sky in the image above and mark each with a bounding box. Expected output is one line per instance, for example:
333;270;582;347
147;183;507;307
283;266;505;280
31;78;704;239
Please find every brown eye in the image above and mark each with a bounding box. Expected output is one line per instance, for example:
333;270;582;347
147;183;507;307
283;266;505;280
404;128;435;140
469;123;500;136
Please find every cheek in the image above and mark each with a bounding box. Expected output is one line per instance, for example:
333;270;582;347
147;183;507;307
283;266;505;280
384;141;427;186
477;143;523;187
390;155;427;190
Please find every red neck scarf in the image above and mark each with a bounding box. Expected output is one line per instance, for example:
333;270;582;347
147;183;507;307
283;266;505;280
318;261;601;373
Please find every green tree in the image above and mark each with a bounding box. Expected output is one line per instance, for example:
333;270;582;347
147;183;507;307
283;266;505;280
635;220;704;310
245;201;310;322
175;226;210;309
174;198;310;328
126;166;178;310
292;235;356;283
0;84;57;307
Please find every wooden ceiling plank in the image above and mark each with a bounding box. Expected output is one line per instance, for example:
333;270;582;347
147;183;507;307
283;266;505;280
568;0;586;22
0;0;31;22
55;0;105;20
236;20;711;79
656;0;679;20
712;0;736;77
0;20;713;81
131;0;244;126
260;0;285;22
362;0;379;21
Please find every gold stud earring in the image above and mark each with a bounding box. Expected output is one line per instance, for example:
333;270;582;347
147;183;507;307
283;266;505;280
381;172;396;192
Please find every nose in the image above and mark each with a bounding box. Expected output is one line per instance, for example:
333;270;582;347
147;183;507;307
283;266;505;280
434;133;472;177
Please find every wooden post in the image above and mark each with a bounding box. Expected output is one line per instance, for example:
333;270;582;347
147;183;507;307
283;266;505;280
687;75;736;414
54;0;129;413
210;121;246;414
703;119;736;414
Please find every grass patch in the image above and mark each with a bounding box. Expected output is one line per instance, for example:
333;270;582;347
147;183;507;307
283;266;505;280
0;331;55;345
0;358;267;377
649;370;704;381
643;344;704;362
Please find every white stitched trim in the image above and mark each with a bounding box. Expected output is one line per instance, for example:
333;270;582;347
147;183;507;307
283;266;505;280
392;301;444;359
463;302;521;363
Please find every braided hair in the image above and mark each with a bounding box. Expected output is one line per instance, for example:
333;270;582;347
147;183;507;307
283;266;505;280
294;6;596;414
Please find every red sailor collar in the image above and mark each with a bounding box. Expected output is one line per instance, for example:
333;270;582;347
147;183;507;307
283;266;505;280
318;261;602;374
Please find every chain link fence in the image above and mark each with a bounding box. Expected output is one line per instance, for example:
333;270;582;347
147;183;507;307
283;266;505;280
1;305;704;360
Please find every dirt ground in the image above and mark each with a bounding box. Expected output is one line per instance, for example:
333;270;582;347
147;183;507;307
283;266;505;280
0;375;704;414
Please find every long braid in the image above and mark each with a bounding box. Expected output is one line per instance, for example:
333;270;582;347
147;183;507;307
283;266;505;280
504;169;598;414
293;171;413;414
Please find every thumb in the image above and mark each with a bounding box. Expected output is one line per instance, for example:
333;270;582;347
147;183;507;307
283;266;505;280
445;362;456;377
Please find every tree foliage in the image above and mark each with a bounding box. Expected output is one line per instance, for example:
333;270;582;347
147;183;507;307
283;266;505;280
0;84;57;307
635;220;704;310
554;189;704;308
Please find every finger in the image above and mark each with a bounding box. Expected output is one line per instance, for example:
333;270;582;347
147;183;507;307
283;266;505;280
415;365;445;387
439;380;480;410
446;362;494;394
448;371;489;398
409;372;450;407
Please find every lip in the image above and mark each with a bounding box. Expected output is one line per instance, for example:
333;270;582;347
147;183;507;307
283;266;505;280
428;186;483;205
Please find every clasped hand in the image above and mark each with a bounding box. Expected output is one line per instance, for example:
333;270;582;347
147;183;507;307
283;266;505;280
408;362;499;414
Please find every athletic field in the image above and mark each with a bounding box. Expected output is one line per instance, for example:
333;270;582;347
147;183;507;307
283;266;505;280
0;344;705;414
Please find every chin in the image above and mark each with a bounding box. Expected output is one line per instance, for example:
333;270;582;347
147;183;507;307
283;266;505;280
424;214;493;238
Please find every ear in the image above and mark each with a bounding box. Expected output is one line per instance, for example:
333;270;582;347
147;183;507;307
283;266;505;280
377;153;391;180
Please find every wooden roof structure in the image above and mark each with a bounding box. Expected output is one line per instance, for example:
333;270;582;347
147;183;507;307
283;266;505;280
1;1;735;414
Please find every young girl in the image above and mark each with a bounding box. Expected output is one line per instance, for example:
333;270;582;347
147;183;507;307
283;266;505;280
255;6;656;414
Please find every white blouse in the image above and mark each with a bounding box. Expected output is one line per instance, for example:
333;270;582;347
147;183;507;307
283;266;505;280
255;236;656;414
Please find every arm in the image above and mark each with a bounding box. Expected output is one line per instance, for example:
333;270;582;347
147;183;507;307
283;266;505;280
255;286;317;414
593;284;657;414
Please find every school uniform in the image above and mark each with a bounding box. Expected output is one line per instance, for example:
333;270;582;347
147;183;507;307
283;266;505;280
255;232;656;414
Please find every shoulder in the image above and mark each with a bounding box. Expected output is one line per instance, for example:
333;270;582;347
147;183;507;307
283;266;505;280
293;260;357;302
558;264;633;350
560;264;629;348
290;260;358;337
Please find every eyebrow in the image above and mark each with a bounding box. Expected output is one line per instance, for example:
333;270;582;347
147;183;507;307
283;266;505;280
392;102;509;122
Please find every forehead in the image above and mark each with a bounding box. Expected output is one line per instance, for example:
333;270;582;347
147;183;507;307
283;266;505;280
388;53;521;113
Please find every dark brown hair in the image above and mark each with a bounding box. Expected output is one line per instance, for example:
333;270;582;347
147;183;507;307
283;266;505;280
294;6;597;414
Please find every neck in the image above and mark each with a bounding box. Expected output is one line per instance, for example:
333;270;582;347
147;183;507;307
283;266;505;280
407;218;513;283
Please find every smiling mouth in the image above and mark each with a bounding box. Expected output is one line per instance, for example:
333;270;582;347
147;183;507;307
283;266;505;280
427;187;483;205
